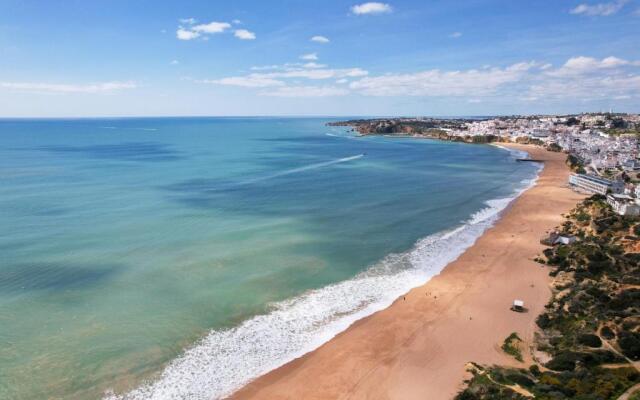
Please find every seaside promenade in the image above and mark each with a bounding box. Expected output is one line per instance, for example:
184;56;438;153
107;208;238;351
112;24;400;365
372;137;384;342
232;145;585;400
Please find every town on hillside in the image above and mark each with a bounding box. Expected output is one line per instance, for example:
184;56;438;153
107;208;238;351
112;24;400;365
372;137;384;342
330;113;640;216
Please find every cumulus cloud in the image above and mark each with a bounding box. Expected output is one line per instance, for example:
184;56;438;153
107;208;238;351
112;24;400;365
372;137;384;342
177;28;200;40
348;62;536;96
529;75;640;100
200;63;367;97
234;29;256;40
201;75;284;88
0;81;137;94
250;65;281;71
300;53;319;61
192;21;231;35
177;19;255;41
203;55;640;103
547;56;636;76
303;62;328;69
351;2;392;15
311;35;330;43
260;86;349;97
210;67;368;84
529;56;640;100
570;0;628;16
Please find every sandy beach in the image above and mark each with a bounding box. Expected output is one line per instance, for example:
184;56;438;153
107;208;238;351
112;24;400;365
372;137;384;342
231;144;585;400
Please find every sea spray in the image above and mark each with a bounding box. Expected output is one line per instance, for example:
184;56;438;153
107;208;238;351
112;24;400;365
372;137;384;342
106;168;541;400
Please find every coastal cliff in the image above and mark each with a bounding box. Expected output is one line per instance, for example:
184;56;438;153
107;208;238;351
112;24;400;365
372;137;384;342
328;118;544;145
457;195;640;400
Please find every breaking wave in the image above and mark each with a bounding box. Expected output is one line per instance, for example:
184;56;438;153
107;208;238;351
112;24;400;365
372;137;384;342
106;156;541;400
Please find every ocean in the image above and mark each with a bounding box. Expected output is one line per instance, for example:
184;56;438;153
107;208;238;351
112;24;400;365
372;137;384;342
0;117;540;399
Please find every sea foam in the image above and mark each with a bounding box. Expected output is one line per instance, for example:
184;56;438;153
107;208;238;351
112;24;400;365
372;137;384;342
106;159;541;400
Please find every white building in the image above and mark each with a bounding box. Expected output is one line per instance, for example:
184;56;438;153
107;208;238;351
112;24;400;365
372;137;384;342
569;174;625;195
607;194;640;216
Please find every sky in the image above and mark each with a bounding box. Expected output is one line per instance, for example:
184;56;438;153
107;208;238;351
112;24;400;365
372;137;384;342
0;0;639;117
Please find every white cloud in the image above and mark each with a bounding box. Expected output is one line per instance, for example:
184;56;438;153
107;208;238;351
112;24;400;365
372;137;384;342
260;86;349;97
351;2;392;15
311;35;330;43
177;20;232;41
570;0;628;16
192;21;231;34
303;62;328;69
177;28;200;40
232;19;242;24
528;56;640;100
234;29;256;40
251;65;281;71
0;81;137;94
300;53;319;61
528;75;640;100
547;56;636;76
210;67;368;86
349;62;536;96
203;55;640;104
268;68;368;80
449;32;462;38
201;75;284;88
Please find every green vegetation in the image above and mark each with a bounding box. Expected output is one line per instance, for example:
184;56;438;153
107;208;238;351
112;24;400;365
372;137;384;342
502;333;524;362
547;143;563;152
603;128;640;137
457;364;639;400
566;154;586;174
456;196;640;399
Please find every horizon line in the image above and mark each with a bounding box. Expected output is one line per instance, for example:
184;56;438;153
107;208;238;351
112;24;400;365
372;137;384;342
0;111;635;120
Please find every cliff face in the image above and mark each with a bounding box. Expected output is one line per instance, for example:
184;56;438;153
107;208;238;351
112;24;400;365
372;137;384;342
456;195;640;400
328;118;458;136
328;118;511;144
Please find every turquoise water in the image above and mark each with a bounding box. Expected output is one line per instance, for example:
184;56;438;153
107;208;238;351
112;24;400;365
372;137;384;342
0;118;539;399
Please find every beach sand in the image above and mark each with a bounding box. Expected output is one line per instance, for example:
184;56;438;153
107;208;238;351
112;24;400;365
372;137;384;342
231;144;584;400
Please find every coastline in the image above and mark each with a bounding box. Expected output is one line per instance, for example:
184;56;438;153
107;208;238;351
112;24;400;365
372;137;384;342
231;144;585;400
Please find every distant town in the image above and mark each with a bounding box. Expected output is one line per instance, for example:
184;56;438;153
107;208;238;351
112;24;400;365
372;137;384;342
330;113;640;216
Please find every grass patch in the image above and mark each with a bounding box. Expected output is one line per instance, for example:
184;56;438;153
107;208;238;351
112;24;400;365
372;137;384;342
502;332;524;362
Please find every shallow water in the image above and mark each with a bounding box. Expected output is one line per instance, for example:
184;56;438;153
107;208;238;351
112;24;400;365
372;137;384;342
0;118;539;399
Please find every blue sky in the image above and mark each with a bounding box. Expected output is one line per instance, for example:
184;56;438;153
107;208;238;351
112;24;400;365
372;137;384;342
1;0;639;117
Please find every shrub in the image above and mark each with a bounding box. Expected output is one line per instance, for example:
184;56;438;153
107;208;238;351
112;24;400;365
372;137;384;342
600;326;616;340
618;331;640;360
546;352;581;371
505;372;534;388
577;333;602;348
529;364;541;377
501;333;524;362
537;313;552;329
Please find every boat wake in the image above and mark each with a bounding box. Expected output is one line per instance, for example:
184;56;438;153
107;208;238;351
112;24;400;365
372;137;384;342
231;154;364;187
106;160;540;400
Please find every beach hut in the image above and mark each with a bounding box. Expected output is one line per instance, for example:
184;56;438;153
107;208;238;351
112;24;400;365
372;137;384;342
511;300;525;312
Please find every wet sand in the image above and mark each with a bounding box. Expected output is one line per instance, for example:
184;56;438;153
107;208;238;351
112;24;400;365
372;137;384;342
231;144;584;400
